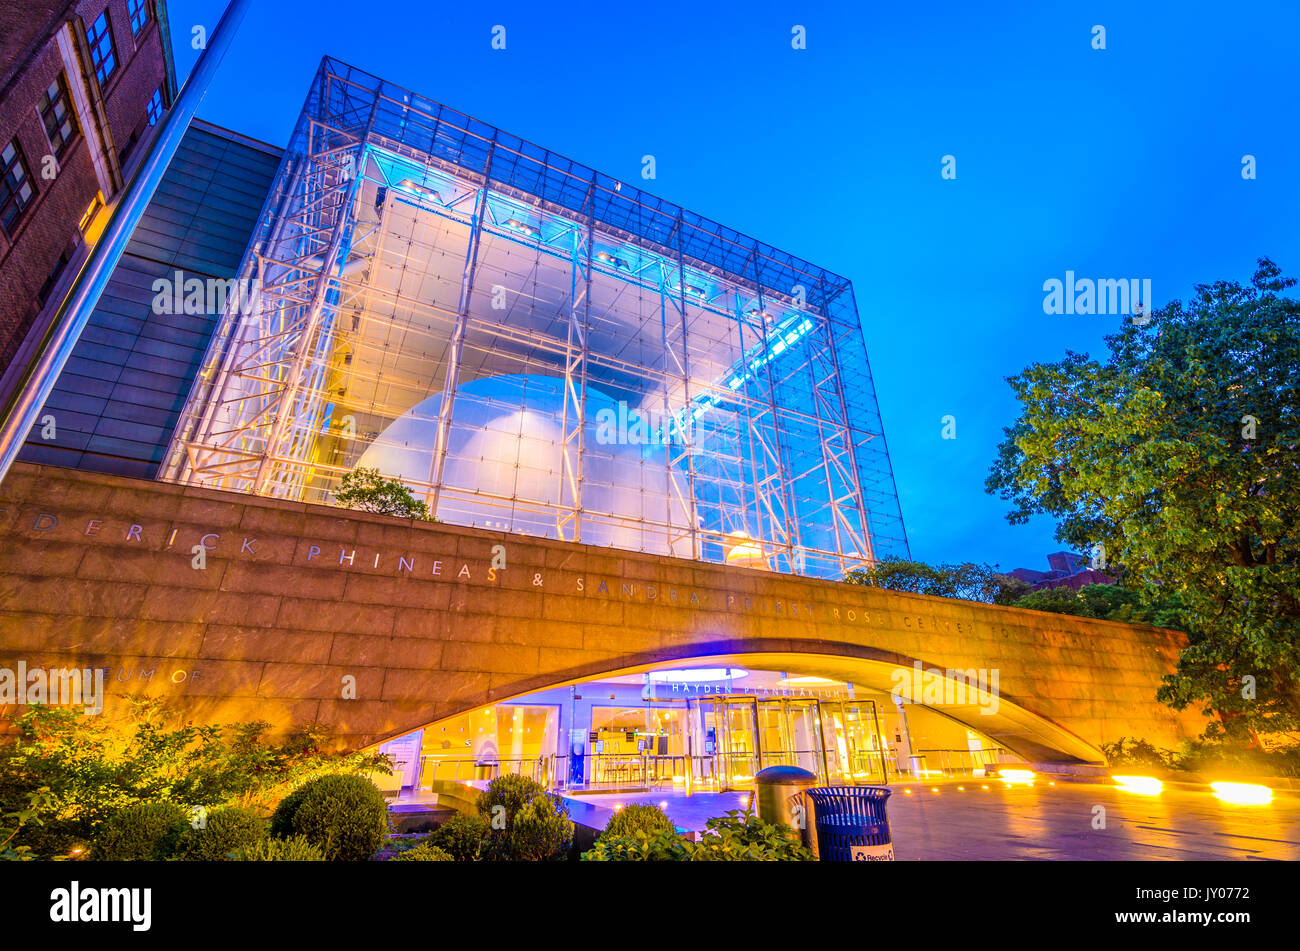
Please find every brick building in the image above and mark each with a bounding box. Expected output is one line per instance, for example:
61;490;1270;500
0;0;176;378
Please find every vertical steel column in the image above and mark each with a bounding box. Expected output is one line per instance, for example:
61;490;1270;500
556;212;591;542
671;216;701;560
428;139;495;516
0;0;251;486
251;87;379;496
752;281;802;572
817;284;876;567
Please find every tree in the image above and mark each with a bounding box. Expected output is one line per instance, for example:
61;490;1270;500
333;467;433;520
986;258;1300;743
846;557;1028;605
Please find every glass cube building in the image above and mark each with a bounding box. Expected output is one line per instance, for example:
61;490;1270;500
163;57;908;578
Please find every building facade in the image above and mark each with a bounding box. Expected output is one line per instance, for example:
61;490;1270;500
18;119;280;477
0;56;1208;792
0;0;176;377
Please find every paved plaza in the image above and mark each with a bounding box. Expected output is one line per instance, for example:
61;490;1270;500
564;781;1300;860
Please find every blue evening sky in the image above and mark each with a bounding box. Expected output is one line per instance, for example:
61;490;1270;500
164;0;1300;573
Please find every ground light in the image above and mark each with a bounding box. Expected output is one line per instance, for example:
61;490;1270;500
1210;782;1273;805
998;769;1035;785
1112;775;1164;796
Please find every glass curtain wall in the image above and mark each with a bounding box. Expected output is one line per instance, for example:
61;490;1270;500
163;57;908;578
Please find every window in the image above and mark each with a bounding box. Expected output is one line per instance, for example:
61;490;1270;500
146;87;163;126
0;140;36;238
127;0;151;37
38;73;79;158
86;11;117;87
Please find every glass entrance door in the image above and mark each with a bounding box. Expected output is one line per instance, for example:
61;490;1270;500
823;699;888;785
756;698;828;780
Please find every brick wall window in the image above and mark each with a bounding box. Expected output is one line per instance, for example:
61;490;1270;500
128;0;152;37
86;11;117;87
0;140;36;239
146;87;163;126
38;73;79;159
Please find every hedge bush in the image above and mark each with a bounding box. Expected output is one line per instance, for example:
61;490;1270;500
582;828;694;861
430;813;489;861
474;774;547;833
510;794;573;861
91;802;189;861
582;810;814;862
389;842;453;861
235;835;324;861
599;804;675;841
269;774;389;861
177;806;268;861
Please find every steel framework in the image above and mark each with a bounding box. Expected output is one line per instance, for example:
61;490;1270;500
162;57;909;578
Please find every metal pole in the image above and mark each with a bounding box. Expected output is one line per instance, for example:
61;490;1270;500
0;0;251;486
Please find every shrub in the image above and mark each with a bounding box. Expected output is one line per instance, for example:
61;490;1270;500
475;774;549;859
474;774;547;831
389;842;453;861
91;803;189;861
430;812;489;861
582;828;694;862
509;794;573;862
599;804;675;841
584;810;813;862
0;702;390;856
1102;737;1180;769
691;810;814;861
270;774;389;861
235;835;324;861
177;806;267;861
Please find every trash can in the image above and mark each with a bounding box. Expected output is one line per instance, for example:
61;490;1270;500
804;786;894;862
474;760;496;781
754;766;820;858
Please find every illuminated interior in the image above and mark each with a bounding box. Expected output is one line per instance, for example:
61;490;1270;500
374;666;1017;794
163;57;908;579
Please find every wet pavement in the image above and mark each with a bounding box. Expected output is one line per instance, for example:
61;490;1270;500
563;781;1300;860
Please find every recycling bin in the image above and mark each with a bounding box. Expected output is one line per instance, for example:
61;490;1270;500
804;785;894;862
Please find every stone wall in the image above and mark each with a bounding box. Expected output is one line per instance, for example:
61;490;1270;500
0;463;1208;760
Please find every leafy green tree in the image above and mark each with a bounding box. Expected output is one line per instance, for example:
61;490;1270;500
846;557;1027;605
334;466;433;520
986;258;1300;743
1009;586;1092;616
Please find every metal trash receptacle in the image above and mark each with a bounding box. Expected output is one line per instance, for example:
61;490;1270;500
804;786;894;862
754;766;819;857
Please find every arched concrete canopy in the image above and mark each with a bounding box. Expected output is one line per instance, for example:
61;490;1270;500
377;640;1107;766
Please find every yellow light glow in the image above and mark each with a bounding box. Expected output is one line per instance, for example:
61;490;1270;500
998;769;1035;785
731;775;754;783
1210;782;1273;805
781;676;837;685
1113;775;1164;796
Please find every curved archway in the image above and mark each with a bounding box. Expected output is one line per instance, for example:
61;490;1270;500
376;639;1106;765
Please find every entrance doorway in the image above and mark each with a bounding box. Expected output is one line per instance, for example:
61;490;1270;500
693;695;888;790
